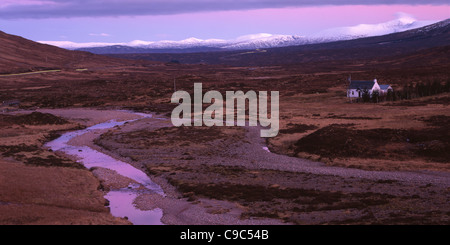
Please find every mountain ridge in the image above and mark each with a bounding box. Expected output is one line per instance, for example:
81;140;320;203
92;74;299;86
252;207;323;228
106;19;450;66
39;17;446;54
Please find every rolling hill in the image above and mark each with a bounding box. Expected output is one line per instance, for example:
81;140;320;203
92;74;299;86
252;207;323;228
0;30;131;74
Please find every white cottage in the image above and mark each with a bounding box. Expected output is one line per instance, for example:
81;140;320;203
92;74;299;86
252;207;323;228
347;79;381;98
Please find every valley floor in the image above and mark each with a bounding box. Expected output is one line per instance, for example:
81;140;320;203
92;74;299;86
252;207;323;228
0;61;449;224
2;108;446;225
92;111;450;225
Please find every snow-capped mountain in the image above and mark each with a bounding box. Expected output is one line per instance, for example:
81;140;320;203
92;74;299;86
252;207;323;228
312;13;435;42
221;34;313;50
39;15;442;54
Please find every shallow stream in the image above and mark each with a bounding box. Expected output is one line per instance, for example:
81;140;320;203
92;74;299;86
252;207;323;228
45;113;164;225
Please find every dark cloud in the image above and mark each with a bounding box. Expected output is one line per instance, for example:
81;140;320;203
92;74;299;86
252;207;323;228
0;0;448;19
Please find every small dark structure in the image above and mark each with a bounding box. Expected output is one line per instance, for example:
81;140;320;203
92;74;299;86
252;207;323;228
2;100;21;107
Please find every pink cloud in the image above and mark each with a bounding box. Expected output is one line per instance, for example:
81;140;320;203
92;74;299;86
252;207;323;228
0;0;59;8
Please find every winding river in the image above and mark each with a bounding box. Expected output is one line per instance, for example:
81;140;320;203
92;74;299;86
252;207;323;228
45;113;165;225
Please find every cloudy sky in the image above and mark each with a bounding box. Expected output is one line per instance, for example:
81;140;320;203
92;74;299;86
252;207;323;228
0;0;448;43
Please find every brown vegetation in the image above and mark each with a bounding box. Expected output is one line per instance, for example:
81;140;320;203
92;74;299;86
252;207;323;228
0;112;69;126
0;112;129;224
293;121;449;162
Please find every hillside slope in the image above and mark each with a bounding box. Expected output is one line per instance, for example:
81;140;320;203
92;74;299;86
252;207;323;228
0;31;129;73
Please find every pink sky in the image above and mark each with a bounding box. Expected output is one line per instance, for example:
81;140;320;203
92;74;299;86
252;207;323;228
180;4;450;36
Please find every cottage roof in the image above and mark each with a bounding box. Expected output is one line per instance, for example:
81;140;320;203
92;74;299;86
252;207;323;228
348;80;375;90
379;85;392;90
